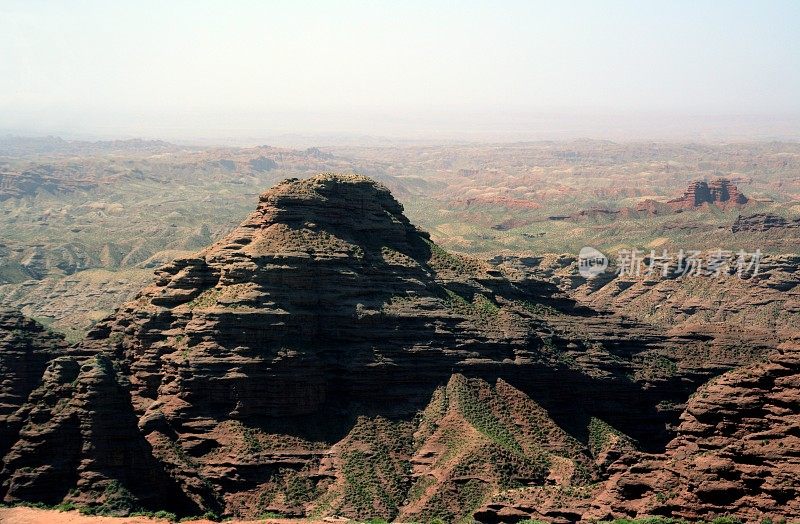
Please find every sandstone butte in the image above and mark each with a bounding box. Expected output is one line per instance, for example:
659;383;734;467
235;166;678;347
667;178;749;210
635;177;749;215
0;174;797;523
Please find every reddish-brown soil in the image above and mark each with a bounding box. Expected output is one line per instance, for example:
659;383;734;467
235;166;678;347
0;507;319;524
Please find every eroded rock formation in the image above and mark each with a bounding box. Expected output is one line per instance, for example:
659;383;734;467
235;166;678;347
586;338;800;522
668;178;748;209
1;355;196;514
0;309;68;459
0;174;794;521
732;212;800;232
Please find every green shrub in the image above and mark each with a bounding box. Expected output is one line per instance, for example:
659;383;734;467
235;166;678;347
711;518;742;524
258;511;285;518
53;502;77;512
179;511;220;522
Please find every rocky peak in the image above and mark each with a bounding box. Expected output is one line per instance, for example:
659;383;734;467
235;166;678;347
708;177;747;204
259;174;404;221
237;173;429;259
85;173;544;441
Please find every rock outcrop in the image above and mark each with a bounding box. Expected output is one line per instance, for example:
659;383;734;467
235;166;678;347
668;178;748;209
498;251;800;342
587;338;800;522
0;309;68;460
579;178;749;219
732;212;800;232
1;355;197;514
0;174;793;521
78;173;651;517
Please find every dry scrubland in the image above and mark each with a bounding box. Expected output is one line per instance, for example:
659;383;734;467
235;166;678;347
1;137;798;339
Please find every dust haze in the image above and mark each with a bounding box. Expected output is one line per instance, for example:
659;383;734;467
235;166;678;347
2;1;799;143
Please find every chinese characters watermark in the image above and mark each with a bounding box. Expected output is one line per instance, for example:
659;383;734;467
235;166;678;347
578;247;762;279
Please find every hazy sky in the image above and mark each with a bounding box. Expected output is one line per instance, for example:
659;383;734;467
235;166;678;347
2;0;799;142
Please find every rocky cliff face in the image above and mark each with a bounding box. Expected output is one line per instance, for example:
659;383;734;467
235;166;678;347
586;337;800;522
281;374;604;523
0;174;793;521
500;251;800;341
1;355;196;514
78;173;652;517
0;309;68;460
732;212;800;232
668;178;748;209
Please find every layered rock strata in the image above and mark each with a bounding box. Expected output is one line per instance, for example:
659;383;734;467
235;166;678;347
586;338;800;522
0;309;68;460
668;178;748;209
0;174;790;521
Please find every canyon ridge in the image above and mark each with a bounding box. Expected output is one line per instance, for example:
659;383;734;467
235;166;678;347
1;174;797;523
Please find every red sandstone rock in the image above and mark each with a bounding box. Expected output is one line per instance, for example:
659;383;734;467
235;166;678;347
0;309;68;461
0;175;793;522
585;338;800;522
668;178;748;209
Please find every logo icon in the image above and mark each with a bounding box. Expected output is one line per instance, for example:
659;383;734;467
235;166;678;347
578;246;608;278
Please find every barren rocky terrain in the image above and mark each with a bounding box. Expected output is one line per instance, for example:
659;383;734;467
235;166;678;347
0;138;798;523
1;138;799;340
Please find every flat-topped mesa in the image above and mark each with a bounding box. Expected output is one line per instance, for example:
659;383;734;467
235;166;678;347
668;177;748;209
